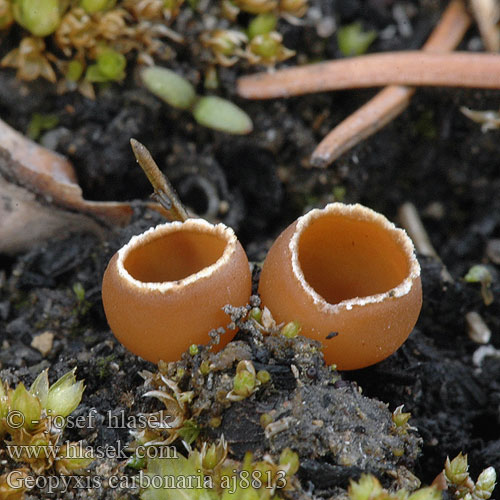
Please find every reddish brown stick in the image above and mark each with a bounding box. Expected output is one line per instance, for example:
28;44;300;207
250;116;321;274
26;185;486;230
311;0;471;167
237;51;500;99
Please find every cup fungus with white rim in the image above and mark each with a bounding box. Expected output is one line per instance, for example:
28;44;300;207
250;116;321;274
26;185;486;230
258;203;422;370
102;218;252;363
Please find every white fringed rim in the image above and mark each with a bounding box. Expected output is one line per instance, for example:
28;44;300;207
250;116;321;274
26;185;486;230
290;203;421;313
116;218;238;292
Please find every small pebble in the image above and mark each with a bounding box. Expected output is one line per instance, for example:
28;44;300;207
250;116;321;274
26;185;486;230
486;239;500;264
31;331;55;357
466;312;491;345
317;17;336;38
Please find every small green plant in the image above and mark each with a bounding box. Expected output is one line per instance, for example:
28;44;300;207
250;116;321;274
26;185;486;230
337;21;377;57
349;474;441;500
247;12;277;39
464;265;494;306
0;468;29;499
27;112;59;140
226;360;261;401
72;282;92;316
392;404;412;431
141;66;253;134
85;47;127;82
0;368;91;478
139;440;299;499
443;453;496;500
13;0;62;37
128;375;194;454
280;320;301;338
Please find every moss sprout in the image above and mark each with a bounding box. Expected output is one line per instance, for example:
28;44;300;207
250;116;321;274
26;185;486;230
0;0;13;30
0;368;91;477
1;37;56;82
349;474;442;500
80;0;117;14
249;306;262;323
85;47;127;82
260;412;273;428
201;29;248;66
392;404;412;430
337;21;377;57
279;448;299;476
177;419;201;444
464;265;494;305
280;320;301;339
256;369;271;384
229;360;258;400
0;468;29;499
247;12;277;38
445;452;470;486
27;112;59;140
441;453;497;500
247;31;295;64
13;0;62;37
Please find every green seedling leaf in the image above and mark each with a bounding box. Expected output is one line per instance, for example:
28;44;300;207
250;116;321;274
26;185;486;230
192;96;253;134
13;0;61;37
141;66;197;110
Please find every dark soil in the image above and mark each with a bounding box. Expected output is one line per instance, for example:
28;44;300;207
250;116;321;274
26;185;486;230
1;1;500;499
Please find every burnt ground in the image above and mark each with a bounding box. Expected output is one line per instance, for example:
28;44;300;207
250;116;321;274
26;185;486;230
1;0;500;499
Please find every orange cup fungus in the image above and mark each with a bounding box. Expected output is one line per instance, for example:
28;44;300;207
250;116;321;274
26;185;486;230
258;203;422;370
102;218;252;363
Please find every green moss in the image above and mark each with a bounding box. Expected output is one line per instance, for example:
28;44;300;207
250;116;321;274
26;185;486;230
13;0;61;37
27;113;59;140
96;354;117;379
337;22;377;57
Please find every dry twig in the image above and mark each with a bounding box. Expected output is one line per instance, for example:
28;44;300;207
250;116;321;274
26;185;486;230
0;118;133;253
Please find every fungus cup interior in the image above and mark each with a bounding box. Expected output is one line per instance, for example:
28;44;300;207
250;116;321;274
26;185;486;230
123;229;226;284
298;213;410;304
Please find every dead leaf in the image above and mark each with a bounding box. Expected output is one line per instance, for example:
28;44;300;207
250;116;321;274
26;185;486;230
0;118;134;254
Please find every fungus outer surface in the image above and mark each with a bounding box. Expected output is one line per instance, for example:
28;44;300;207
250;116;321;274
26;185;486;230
102;219;252;363
258;203;422;370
